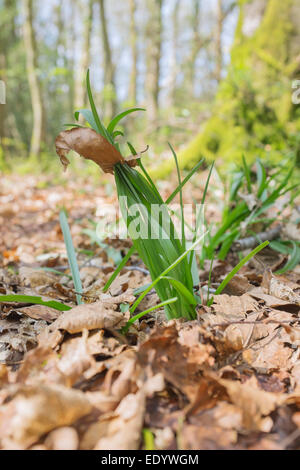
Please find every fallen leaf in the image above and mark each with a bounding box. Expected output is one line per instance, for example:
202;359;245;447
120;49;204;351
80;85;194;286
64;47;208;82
138;322;214;401
262;270;300;304
243;335;293;371
44;426;79;450
14;304;61;322
19;267;56;288
56;128;124;173
48;301;128;334
94;391;145;450
222;274;252;296
217;375;283;431
180;424;237;450
212;294;259;317
0;383;92;448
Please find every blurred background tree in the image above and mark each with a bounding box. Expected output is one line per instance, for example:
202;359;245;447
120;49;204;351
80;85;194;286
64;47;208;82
0;0;299;174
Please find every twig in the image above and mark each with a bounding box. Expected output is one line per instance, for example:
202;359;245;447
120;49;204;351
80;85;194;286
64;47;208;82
210;319;299;327
281;428;300;449
123;266;150;275
231;224;282;252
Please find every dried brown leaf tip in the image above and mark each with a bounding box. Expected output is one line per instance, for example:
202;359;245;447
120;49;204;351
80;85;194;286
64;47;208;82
55;127;144;173
55;127;125;174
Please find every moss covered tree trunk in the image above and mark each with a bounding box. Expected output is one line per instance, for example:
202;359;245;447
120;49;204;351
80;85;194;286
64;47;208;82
152;0;300;178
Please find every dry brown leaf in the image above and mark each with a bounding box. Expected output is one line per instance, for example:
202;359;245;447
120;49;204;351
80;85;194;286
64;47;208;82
249;286;299;310
183;401;242;450
0;315;46;363
222;274;252;296
84;391;119;413
247;438;283;450
100;291;136;306
0;365;8;387
48;301;128;334
56;334;96;384
292;412;300;428
291;364;300;391
86;330;126;357
44;426;79;450
109;271;149;296
180;424;237;450
138;322;214;401
14;346;65;385
262;270;300;304
217;376;283;431
212;294;259;317
94;391;145;450
154;427;174;450
55;128;124;173
223;311;268;351
243;336;293;371
15;304;61;322
0;383;92;448
101;350;139;401
282;324;300;346
19;267;56;288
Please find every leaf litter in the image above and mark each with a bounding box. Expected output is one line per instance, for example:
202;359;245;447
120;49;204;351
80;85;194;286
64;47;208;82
0;174;300;449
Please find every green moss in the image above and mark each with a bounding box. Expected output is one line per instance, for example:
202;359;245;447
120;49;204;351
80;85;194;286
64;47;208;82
152;0;300;178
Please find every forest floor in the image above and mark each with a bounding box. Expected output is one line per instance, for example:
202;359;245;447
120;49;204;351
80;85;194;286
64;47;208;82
0;173;300;450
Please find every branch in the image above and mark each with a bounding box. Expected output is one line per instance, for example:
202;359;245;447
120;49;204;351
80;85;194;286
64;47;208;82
231;224;282;252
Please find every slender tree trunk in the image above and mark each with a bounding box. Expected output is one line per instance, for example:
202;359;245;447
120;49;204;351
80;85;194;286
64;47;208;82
128;0;137;104
145;0;163;126
215;0;223;83
22;0;44;158
215;1;236;83
74;0;93;113
184;0;201;96
68;0;77;115
1;0;17;158
99;0;116;120
0;39;6;150
167;0;180;108
54;4;63;58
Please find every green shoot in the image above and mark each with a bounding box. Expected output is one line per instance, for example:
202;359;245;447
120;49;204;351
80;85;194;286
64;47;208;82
169;143;186;251
59;210;83;305
107;108;145;134
122;297;178;333
143;429;156;451
213;240;269;298
0;294;71;311
166;159;204;204
103;245;136;292
129;232;207;318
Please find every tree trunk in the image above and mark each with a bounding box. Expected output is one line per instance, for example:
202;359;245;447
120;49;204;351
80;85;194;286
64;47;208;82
0;0;18;161
151;0;300;177
145;0;163;126
215;0;223;83
184;0;201;96
22;0;44;159
167;0;180;108
128;0;137;104
0;35;6;152
74;0;93;113
99;0;116;120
